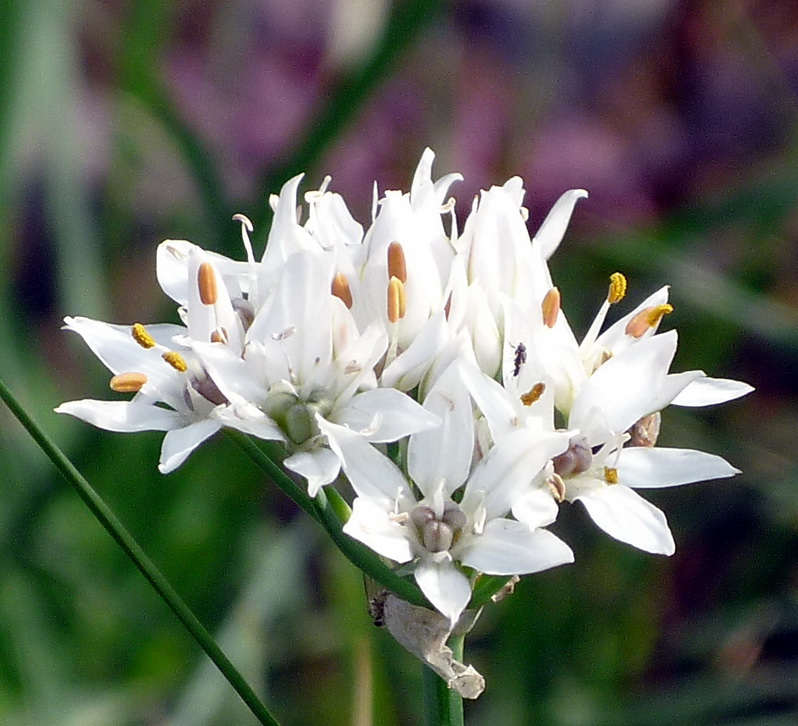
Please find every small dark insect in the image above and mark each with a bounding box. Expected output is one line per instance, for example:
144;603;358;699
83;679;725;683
511;342;527;377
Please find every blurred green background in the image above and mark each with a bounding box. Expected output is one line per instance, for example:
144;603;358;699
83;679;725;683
1;0;796;724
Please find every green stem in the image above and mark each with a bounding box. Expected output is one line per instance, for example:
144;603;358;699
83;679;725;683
423;633;465;726
0;378;279;726
227;432;428;608
470;574;514;609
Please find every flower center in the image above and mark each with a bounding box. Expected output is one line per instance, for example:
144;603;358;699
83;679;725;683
264;390;332;446
409;503;468;554
552;435;593;477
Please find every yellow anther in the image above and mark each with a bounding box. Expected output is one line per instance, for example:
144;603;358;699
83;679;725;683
387;276;407;323
647;304;673;327
541;287;561;328
625;303;673;338
109;372;147;393
607;272;627;304
210;327;229;344
604;466;619;484
387;241;407;283
131;323;156;349
520;382;546;407
198;261;218;305
162;351;188;372
331;273;353;309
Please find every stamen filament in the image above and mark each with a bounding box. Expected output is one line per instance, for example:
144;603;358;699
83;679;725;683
232;213;255;264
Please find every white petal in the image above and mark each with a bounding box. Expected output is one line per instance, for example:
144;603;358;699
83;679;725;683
63;317;185;394
570;331;692;440
512;487;560;528
464;428;571;520
211;403;285;441
593;286;670;354
380;311;450;391
414;558;472;625
317;418;412;502
458;519;573;575
343;497;414;564
533;189;588;260
619;447;740;488
671;377;754;407
335;388;440;443
156;239;196;305
249;251;333;384
261;175;321;275
574;484;675;555
284;448;341;497
56;399;183;432
158;419;221;473
466;285;502;378
458;359;517;440
408;361;473;496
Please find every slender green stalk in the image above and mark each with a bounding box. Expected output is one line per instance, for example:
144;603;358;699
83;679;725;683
470;574;514;609
422;634;465;726
227;431;428;607
0;378;279;726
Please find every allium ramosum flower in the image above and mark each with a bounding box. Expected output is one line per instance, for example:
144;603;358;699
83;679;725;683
328;362;574;624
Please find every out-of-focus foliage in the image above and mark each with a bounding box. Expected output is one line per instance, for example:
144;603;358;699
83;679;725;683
1;0;796;724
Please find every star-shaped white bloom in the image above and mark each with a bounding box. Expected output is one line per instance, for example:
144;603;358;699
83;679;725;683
325;361;574;624
554;330;743;554
192;250;440;495
55;316;224;473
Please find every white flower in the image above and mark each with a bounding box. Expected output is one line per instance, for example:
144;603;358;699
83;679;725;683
192;250;439;495
457;180;587;378
326;362;573;624
555;331;743;554
55;316;223;473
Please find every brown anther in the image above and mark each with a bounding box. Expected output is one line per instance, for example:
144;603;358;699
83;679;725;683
162;351;188;372
198;262;218;305
387;276;407;323
541;287;561;328
625;304;673;338
547;473;567;502
608;272;627;304
387;241;407;283
109;372;147;393
520;382;546;407
443;292;452;321
604;466;619;484
131;323;156;349
210;327;229;344
331;272;353;309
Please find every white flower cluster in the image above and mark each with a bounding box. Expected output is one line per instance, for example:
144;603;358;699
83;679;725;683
57;149;752;625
